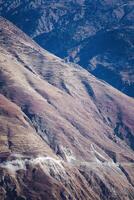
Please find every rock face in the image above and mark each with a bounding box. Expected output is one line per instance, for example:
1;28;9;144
0;17;134;199
0;0;134;97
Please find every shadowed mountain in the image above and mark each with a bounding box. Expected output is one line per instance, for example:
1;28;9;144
0;17;134;200
0;0;134;97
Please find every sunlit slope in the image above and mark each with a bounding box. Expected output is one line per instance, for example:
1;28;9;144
0;17;134;200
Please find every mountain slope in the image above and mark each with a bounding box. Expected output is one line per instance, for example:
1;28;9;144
0;17;134;200
0;0;134;97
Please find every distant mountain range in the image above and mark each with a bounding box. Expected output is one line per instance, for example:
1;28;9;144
0;0;134;97
0;17;134;199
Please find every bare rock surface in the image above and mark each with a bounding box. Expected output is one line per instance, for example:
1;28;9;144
0;17;134;199
0;0;134;97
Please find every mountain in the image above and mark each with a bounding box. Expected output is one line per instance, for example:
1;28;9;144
0;17;134;200
0;0;134;97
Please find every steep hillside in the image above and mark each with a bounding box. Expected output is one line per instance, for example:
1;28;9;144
0;0;134;97
0;17;134;200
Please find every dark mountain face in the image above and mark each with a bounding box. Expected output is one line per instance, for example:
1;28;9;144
0;0;134;97
0;17;134;200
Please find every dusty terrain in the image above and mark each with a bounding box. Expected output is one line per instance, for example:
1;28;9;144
0;17;134;200
0;0;134;96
